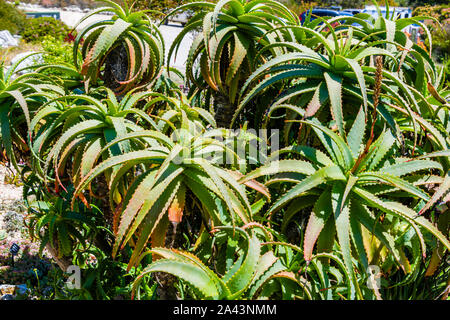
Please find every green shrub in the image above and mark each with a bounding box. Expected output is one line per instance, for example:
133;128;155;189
41;35;73;66
444;56;450;86
0;0;26;34
413;5;450;59
412;4;450;23
431;25;450;60
21;17;70;43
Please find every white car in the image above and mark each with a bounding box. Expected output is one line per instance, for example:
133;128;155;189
362;7;415;33
362;6;412;20
162;11;191;26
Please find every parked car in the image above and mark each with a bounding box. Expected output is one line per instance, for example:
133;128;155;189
342;9;363;15
362;6;415;33
362;6;412;20
299;9;352;25
25;12;61;20
163;11;192;27
65;5;78;11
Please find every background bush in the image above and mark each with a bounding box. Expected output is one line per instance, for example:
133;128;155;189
412;4;450;86
21;17;70;43
413;4;450;57
0;0;26;34
41;35;73;65
412;4;450;23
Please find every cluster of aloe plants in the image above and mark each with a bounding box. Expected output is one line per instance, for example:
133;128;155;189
0;0;449;300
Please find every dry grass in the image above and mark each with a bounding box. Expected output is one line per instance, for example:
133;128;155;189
0;41;42;65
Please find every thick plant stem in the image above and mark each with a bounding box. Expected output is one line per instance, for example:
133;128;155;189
154;222;180;300
213;92;234;128
154;272;179;300
45;243;71;272
103;44;128;93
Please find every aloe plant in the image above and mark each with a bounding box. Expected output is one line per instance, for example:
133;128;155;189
165;0;299;127
236;22;431;142
264;240;355;299
35;62;84;92
71;102;261;269
321;1;438;85
240;112;450;299
0;54;63;169
73;0;164;94
26;188;98;260
133;226;360;300
132;227;287;299
30;87;158;190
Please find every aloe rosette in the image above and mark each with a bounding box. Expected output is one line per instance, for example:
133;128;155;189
240;110;450;299
132;227;287;299
236;22;431;143
73;0;164;94
0;54;63;169
30;87;159;190
71;103;262;269
165;0;299;127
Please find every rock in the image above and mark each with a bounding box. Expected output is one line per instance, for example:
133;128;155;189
0;30;18;48
0;285;29;299
8;52;43;75
1;210;25;239
0;284;16;295
3;210;24;231
16;284;28;296
436;202;448;214
42;286;53;297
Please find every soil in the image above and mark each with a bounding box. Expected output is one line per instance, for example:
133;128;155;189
0;165;56;299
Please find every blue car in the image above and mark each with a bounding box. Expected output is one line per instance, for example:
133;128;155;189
342;9;363;15
299;9;352;25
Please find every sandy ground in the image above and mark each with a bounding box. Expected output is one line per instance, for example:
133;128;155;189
0;166;24;240
0;166;22;204
18;6;194;73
